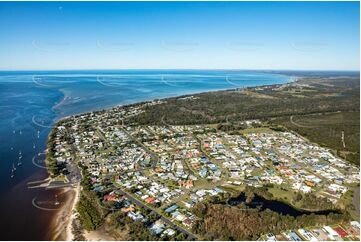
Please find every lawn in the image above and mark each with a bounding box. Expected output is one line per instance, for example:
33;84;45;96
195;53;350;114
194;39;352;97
267;186;294;204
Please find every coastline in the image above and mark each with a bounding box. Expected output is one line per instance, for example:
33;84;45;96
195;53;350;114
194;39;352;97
50;185;80;241
46;74;298;241
52;74;298;124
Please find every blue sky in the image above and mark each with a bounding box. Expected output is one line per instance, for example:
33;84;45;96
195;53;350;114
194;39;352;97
0;1;359;70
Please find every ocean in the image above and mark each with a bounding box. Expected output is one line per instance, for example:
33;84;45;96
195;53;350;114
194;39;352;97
0;70;292;240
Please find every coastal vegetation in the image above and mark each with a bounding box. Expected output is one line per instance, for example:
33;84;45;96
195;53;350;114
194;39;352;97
76;189;105;231
71;215;86;241
46;119;74;177
46;127;61;177
76;167;105;231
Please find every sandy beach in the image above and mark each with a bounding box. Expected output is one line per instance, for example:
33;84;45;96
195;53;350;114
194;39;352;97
50;184;116;241
83;229;117;241
51;184;80;241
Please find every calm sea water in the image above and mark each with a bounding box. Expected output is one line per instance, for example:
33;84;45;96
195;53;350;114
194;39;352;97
0;70;292;240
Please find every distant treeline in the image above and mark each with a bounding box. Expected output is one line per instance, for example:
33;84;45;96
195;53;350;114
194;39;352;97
125;77;359;126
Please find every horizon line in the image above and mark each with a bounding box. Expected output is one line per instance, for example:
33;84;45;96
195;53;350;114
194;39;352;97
0;68;359;72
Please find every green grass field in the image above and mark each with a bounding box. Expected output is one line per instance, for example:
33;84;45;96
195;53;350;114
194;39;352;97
267;186;294;203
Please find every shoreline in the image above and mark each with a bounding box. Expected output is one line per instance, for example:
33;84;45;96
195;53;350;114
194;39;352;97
50;185;80;241
47;74;299;241
53;75;298;124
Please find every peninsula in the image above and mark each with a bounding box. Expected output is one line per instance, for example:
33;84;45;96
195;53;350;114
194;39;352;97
46;74;360;241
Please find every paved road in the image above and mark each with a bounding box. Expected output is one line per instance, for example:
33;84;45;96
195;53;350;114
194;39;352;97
116;188;198;240
63;128;82;185
29;128;81;190
65;126;198;239
66;141;82;184
121;127;159;168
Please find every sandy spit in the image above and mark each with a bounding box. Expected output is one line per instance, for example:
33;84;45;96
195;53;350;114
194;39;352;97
50;184;80;241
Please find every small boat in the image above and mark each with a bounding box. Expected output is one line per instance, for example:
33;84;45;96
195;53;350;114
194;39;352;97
17;157;22;166
12;163;16;172
33;144;36;149
11;170;15;178
13;130;15;134
54;195;60;206
37;130;40;138
18;151;22;159
19;130;22;135
10;147;13;150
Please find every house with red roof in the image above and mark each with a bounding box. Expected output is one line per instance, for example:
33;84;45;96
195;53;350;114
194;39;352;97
145;197;156;203
103;192;118;202
333;227;348;237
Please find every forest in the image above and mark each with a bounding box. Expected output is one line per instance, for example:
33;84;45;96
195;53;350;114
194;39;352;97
191;193;351;240
126;76;359;126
